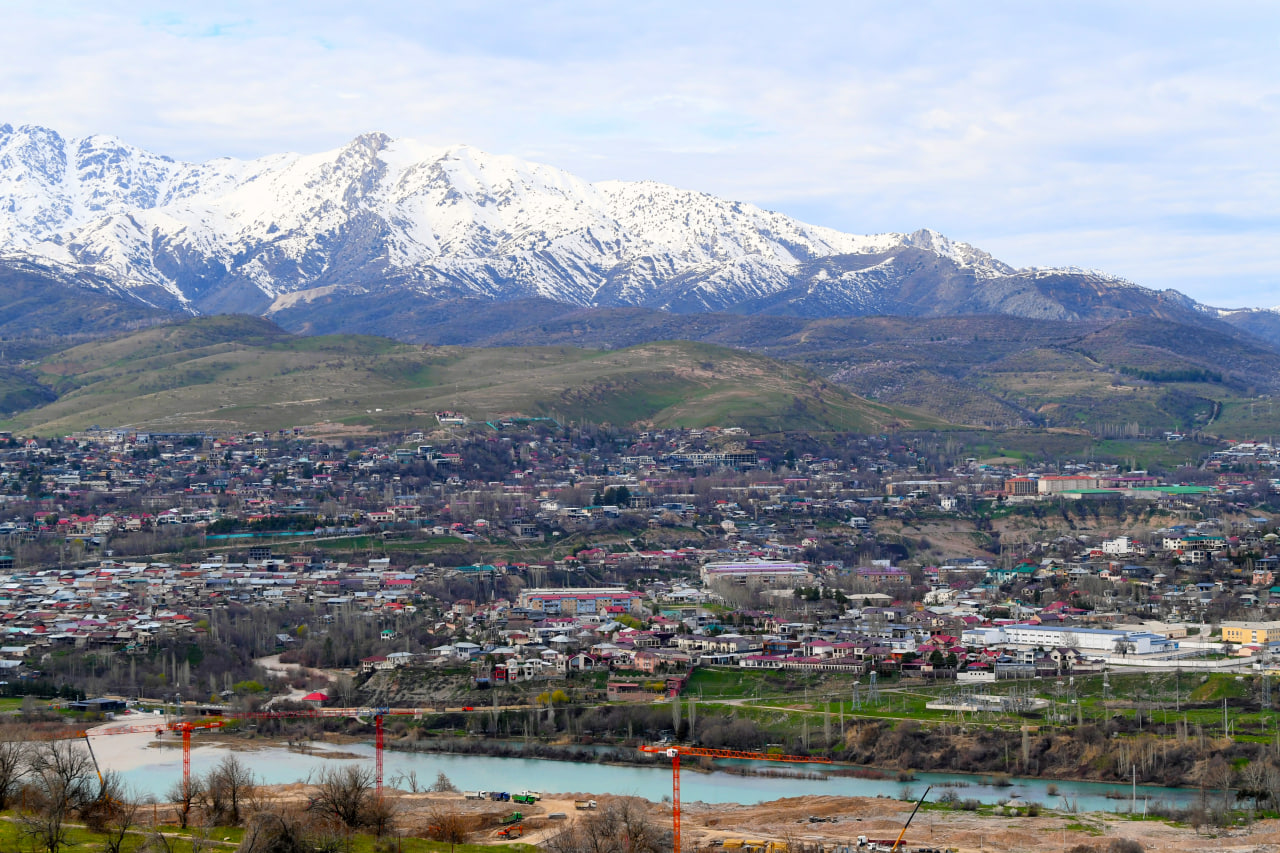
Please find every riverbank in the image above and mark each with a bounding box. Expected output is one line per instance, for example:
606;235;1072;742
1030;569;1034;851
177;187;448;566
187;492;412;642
96;728;1198;817
71;724;1272;852
378;732;1206;798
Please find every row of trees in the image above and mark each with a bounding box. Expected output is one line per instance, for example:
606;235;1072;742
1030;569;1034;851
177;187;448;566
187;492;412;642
0;730;398;853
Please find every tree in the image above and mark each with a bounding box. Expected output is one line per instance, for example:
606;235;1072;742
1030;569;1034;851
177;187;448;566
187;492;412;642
603;486;632;508
428;771;458;793
19;740;94;853
425;805;470;852
95;776;139;853
80;770;128;833
1204;755;1236;816
166;775;205;829
311;764;375;829
0;736;28;810
204;754;255;826
226;809;316;853
1238;760;1270;811
544;799;667;853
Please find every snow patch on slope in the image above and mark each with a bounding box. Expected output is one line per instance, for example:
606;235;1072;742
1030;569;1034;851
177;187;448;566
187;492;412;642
0;124;1153;316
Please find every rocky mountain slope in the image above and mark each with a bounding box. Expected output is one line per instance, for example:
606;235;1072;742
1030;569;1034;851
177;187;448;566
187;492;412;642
3;123;1269;342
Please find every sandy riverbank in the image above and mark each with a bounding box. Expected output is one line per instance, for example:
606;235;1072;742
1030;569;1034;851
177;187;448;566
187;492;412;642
83;715;367;775
80;721;1268;852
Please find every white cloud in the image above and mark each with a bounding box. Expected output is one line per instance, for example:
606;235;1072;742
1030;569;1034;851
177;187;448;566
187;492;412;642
0;1;1276;306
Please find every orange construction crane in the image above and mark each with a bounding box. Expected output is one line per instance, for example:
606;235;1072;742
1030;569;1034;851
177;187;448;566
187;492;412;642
55;704;477;800
233;704;483;796
168;720;225;795
640;745;832;853
236;706;403;795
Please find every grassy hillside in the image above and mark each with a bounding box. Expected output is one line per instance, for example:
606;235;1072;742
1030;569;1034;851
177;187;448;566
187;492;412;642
364;301;1280;438
3;318;940;435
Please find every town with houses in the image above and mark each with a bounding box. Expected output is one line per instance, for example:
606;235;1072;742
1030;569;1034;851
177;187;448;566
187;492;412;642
0;419;1278;706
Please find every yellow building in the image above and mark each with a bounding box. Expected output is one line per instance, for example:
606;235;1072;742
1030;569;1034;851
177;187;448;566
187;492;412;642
1221;621;1280;645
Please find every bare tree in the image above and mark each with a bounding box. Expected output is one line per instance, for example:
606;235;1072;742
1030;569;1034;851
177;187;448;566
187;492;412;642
363;793;397;838
81;770;128;833
1239;760;1270;812
428;771;457;793
392;769;421;793
204;754;256;826
166;775;205;829
96;778;140;853
138;828;181;853
425;805;470;852
311;764;375;829
544;799;667;853
18;739;95;853
236;808;325;853
18;798;73;853
30;738;96;808
1204;756;1236;816
0;735;28;809
1265;762;1280;815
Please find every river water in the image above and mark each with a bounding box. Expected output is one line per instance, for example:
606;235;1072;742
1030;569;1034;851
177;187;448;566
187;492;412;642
115;739;1197;814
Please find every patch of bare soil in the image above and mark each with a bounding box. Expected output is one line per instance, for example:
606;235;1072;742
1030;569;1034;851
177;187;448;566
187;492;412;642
683;795;1280;853
216;788;1278;852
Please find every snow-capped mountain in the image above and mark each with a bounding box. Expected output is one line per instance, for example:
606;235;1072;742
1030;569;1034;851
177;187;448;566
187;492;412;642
0;123;1243;329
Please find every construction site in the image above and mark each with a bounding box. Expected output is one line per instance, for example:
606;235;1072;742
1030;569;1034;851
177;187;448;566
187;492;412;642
52;717;1280;853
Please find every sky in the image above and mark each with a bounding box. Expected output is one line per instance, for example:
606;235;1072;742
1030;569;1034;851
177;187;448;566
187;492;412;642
1;1;1277;307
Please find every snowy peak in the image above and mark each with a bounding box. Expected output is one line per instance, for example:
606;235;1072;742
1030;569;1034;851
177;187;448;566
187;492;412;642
900;228;1011;275
0;124;1216;326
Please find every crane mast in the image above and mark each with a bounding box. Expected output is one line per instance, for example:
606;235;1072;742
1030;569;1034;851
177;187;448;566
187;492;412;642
641;744;832;853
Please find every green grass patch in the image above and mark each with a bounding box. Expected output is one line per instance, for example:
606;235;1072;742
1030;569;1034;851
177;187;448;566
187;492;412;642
0;813;535;853
8;321;940;435
316;536;378;550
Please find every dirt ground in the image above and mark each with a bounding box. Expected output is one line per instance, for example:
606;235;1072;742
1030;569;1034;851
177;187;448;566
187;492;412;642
681;794;1279;853
242;787;1280;852
251;785;601;848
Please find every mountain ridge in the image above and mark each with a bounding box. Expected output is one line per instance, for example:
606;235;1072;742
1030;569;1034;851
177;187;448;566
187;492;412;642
0;123;1275;350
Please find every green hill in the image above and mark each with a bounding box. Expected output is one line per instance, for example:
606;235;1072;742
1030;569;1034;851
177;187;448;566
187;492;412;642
3;318;941;435
354;300;1280;438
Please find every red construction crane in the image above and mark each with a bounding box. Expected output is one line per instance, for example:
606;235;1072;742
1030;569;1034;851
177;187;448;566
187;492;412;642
64;704;471;800
640;745;832;853
45;719;224;795
168;719;225;795
236;706;406;795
